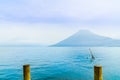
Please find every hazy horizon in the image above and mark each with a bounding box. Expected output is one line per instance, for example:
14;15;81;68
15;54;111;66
0;0;120;45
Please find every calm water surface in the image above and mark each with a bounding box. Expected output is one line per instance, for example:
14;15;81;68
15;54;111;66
0;47;120;80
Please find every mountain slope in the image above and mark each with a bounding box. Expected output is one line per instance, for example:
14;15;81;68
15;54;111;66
53;30;120;47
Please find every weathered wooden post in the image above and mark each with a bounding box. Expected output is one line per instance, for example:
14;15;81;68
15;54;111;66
94;65;103;80
23;64;31;80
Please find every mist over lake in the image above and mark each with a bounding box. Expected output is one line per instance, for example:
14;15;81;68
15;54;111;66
0;47;120;80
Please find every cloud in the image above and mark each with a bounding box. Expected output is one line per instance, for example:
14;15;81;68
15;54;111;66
0;0;120;45
0;21;81;45
0;0;120;24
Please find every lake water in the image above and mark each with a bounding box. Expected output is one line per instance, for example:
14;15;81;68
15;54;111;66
0;47;120;80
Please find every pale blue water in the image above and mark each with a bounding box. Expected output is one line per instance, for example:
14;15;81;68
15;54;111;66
0;47;120;80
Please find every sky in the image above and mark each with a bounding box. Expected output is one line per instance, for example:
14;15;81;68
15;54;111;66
0;0;120;45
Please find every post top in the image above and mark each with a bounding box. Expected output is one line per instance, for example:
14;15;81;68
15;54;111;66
94;65;102;68
23;64;30;67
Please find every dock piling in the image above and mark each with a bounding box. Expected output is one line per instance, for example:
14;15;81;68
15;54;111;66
94;65;103;80
23;64;31;80
22;64;102;80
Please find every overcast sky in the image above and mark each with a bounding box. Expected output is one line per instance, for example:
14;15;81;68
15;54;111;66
0;0;120;45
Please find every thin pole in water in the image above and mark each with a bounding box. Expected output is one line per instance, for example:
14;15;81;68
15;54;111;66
89;48;95;60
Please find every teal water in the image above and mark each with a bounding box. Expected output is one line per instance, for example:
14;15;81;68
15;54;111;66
0;47;120;80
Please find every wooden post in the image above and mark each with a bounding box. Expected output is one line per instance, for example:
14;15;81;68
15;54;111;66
23;64;31;80
94;65;103;80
